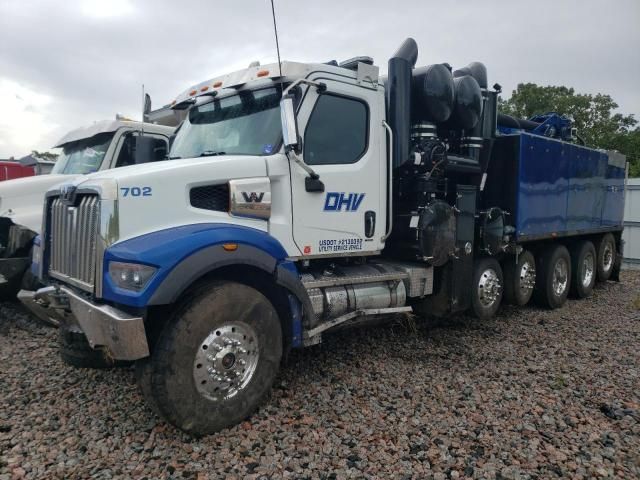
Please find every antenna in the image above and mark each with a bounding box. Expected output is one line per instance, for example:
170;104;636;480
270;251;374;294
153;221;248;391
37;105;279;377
141;84;145;135
269;0;283;88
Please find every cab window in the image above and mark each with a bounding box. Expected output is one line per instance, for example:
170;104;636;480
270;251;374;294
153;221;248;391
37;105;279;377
304;94;368;165
115;135;168;167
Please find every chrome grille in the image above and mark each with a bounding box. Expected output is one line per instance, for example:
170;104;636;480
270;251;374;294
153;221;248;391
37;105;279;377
49;195;100;291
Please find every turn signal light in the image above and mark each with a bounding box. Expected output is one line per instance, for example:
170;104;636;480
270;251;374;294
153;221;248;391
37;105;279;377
222;243;238;252
256;70;269;77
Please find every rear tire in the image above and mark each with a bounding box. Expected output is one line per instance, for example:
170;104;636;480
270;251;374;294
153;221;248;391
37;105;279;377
59;329;128;369
570;240;596;298
142;281;282;436
533;244;571;309
503;250;536;306
471;258;503;319
595;233;616;282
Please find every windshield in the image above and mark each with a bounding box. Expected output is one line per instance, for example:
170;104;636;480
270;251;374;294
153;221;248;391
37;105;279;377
170;87;282;158
51;132;114;174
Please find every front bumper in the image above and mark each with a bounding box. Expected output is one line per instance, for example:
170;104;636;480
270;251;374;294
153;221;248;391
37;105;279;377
25;286;150;360
17;287;67;327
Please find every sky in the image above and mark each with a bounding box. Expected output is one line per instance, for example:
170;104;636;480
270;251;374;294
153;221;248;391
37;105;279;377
0;0;639;158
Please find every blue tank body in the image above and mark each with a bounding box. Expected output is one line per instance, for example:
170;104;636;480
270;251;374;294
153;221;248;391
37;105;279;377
484;133;626;242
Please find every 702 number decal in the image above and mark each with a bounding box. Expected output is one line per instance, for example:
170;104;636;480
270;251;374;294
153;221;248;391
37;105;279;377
121;187;152;197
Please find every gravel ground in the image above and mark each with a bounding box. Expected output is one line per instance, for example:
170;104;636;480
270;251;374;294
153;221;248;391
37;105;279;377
1;272;639;480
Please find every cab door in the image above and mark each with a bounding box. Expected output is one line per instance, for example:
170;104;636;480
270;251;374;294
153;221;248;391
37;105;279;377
289;77;386;258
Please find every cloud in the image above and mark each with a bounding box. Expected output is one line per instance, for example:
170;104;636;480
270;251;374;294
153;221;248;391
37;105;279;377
0;77;58;155
80;0;135;19
0;0;638;157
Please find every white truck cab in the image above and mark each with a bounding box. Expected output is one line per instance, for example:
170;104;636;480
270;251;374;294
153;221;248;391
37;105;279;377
0;120;173;299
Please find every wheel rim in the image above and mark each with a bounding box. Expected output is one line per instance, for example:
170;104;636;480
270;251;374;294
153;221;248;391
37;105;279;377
193;322;260;402
478;268;502;308
519;260;536;296
602;243;613;272
582;252;595;287
552;258;568;296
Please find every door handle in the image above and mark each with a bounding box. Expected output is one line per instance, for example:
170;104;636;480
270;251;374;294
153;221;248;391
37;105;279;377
365;211;376;238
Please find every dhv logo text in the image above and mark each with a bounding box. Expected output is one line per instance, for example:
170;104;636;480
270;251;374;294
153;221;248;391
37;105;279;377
323;192;365;212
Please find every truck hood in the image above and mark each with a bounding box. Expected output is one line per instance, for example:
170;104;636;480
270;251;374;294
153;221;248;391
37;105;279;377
64;155;272;243
73;156;261;185
0;174;80;233
0;174;74;203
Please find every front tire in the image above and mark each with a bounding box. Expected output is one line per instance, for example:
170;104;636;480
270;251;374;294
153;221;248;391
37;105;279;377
143;281;282;436
471;258;504;319
59;329;126;368
570;240;596;298
533;244;571;309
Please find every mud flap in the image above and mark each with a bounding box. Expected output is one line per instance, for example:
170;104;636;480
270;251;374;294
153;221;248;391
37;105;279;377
611;252;623;282
612;234;624;282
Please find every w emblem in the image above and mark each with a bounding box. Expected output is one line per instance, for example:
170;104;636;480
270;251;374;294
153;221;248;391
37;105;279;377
241;192;265;203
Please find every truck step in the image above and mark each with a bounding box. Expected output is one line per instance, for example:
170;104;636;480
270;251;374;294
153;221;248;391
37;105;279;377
302;271;408;290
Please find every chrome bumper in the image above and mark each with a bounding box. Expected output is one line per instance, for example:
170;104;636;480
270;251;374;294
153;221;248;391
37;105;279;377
17;287;67;327
24;286;150;360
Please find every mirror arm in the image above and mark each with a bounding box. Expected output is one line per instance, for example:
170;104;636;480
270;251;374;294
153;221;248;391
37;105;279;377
285;150;320;179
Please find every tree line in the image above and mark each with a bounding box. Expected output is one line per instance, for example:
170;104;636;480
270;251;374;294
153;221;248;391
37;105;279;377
499;83;639;177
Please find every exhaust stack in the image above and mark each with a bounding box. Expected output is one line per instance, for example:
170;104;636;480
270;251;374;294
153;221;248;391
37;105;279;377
387;38;418;169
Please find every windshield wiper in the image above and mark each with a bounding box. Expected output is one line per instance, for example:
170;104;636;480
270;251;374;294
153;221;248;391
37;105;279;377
199;151;226;157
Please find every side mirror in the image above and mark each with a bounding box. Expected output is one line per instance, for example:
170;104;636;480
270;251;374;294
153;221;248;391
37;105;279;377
280;94;300;154
134;136;159;164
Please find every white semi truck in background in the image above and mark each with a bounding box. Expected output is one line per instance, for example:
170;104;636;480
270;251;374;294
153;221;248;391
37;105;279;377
0;119;174;304
24;38;625;436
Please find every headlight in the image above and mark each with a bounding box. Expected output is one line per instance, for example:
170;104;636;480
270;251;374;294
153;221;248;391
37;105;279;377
108;261;157;291
32;243;41;264
31;236;42;277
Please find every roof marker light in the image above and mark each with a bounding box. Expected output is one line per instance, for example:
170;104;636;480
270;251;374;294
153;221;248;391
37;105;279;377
189;89;197;96
213;81;223;88
200;86;209;92
256;70;269;77
222;243;238;252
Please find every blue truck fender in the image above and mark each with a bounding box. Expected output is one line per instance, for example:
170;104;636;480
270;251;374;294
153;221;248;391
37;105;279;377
147;242;278;305
102;224;315;343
